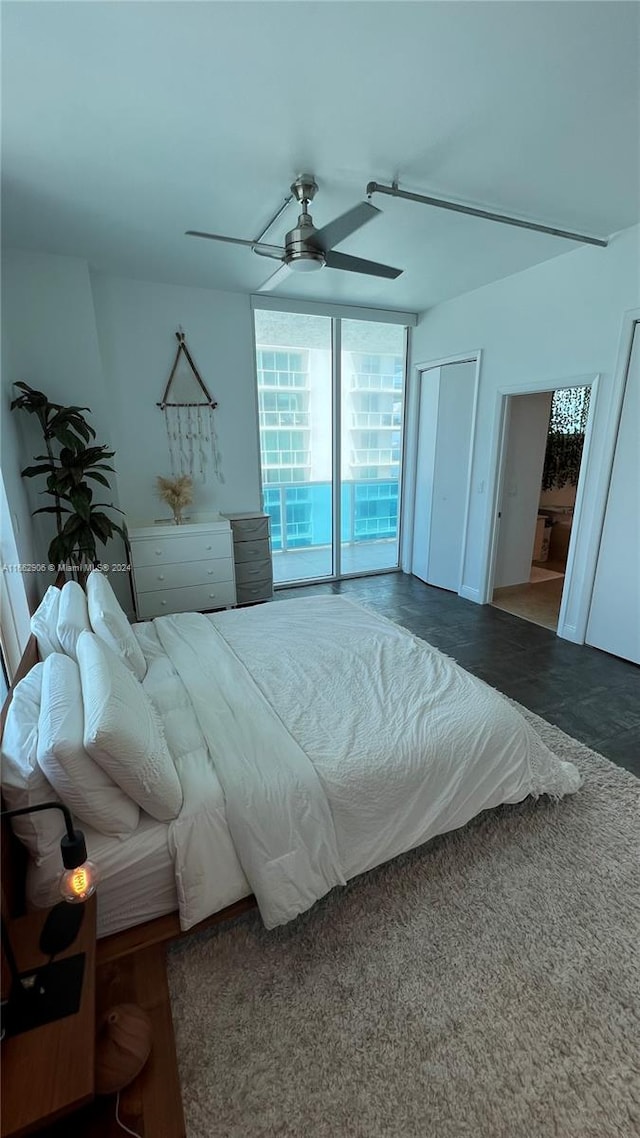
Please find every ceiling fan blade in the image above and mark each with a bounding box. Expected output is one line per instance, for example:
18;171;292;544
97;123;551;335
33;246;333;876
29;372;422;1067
324;250;402;279
257;263;292;293
185;231;284;258
311;201;380;252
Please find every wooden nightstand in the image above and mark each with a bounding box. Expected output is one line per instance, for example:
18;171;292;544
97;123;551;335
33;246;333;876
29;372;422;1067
1;897;96;1137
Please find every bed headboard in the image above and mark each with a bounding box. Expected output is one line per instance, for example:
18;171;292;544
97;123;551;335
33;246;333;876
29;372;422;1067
1;631;39;916
1;572;66;916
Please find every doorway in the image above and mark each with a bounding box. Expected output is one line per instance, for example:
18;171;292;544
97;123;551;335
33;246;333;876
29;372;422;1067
489;382;593;634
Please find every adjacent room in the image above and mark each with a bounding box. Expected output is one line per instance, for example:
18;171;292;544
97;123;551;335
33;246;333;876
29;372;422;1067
1;3;638;1137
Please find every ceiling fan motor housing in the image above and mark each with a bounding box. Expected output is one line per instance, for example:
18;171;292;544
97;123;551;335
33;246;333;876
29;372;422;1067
285;211;326;272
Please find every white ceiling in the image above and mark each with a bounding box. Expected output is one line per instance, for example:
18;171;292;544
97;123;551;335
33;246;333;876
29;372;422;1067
2;1;639;313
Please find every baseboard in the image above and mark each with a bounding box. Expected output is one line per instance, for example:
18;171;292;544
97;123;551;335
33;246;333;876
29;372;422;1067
459;585;481;603
558;623;581;644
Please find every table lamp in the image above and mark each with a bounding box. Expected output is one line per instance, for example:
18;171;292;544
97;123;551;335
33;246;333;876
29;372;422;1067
1;801;99;1038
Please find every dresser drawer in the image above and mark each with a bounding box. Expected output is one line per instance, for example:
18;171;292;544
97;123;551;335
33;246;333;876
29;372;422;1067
130;531;232;568
231;516;270;543
236;579;273;605
134;557;234;593
136;580;236;619
233;538;271;564
234;558;272;586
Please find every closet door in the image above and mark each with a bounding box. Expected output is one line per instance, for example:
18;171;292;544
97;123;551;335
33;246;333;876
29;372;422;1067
586;322;640;663
412;362;476;592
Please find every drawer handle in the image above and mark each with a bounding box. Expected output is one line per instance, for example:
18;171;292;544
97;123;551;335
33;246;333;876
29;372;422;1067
206;545;212;551
209;593;216;599
155;549;162;556
158;574;165;581
161;600;167;607
207;569;214;576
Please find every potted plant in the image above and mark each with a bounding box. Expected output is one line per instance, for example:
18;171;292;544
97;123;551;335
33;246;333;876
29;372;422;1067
11;381;126;568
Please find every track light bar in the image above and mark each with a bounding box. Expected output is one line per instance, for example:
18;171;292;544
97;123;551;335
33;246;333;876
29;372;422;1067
365;181;608;248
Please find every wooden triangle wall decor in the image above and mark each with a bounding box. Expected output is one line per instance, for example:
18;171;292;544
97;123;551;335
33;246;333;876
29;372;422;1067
157;329;218;409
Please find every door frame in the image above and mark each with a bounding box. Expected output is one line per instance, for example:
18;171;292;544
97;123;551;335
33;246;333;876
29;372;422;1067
402;350;482;595
483;372;599;641
585;313;640;658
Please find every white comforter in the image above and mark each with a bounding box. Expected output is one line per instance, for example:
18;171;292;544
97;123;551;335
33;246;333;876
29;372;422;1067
139;597;580;929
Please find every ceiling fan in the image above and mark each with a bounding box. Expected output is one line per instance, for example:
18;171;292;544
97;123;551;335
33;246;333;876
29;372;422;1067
186;174;403;292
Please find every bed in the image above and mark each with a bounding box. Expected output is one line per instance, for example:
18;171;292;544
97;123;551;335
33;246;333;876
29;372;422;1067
4;582;580;939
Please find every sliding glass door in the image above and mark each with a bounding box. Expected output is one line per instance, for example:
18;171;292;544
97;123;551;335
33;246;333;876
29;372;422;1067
340;320;405;575
255;310;332;583
254;308;407;585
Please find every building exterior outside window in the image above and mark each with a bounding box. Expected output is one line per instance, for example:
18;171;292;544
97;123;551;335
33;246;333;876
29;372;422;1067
255;310;406;579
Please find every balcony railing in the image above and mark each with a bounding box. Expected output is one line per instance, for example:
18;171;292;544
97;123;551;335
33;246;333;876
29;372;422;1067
351;411;402;428
261;450;311;467
350;374;403;392
262;478;400;553
258;375;309;390
260;411;311;428
351;449;400;466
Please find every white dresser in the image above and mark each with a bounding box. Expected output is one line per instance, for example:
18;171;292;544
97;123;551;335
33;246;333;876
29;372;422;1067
128;518;236;620
222;512;273;605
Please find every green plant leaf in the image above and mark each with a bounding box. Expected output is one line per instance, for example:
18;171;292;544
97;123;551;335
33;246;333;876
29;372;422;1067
84;471;112;488
89;512;114;544
69;484;93;521
11;383;48;409
50;425;85;452
21;463;55;478
33;505;71;516
92;502;124;514
61;513;84;537
48;534;71;565
49;407;92;428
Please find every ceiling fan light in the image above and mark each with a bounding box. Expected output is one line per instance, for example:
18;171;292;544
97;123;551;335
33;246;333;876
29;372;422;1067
287;252;325;272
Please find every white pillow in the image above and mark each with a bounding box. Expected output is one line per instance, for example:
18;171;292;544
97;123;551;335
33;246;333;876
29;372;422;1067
57;580;91;661
87;570;146;681
1;663;66;863
77;631;183;822
30;586;63;658
37;653;140;838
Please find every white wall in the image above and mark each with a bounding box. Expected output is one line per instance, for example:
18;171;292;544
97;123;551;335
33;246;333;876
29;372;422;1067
1;253;264;613
1;250;123;603
90;273;261;524
1;271;39;611
407;224;640;636
493;391;552;588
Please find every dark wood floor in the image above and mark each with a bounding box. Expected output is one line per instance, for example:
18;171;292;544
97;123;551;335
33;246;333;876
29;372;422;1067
275;571;640;778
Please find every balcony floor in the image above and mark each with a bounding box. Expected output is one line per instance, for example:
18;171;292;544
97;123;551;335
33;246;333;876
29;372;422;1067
273;539;398;583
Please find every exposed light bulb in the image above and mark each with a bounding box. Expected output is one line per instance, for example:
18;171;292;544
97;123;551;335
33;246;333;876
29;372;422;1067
59;860;99;903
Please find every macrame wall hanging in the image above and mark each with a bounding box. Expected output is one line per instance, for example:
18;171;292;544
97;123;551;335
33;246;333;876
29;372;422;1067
157;329;224;483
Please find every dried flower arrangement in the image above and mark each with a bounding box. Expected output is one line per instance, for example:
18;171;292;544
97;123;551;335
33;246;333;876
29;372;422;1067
156;474;193;525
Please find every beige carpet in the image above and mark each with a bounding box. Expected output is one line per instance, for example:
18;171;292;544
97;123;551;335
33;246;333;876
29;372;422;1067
167;709;640;1138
